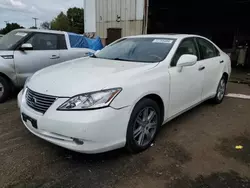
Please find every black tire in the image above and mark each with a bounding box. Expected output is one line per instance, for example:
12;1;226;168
126;98;161;153
0;76;11;103
211;75;227;104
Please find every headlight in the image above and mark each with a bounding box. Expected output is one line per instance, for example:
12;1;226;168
57;88;122;110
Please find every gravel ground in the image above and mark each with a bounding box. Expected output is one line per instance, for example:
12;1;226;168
1;82;250;188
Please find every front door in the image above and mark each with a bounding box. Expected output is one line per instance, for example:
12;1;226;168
168;38;204;117
14;32;60;86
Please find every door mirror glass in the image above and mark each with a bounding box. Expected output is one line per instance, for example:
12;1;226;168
177;54;197;67
20;43;33;51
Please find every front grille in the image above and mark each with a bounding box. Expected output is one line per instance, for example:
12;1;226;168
26;88;57;114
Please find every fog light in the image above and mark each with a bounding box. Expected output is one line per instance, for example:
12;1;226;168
73;138;84;145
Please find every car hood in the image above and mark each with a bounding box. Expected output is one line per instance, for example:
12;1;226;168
28;57;157;97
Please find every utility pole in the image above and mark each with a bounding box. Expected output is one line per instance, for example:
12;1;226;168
32;17;38;28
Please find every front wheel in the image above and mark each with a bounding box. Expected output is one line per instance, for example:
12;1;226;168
211;76;227;104
126;98;161;153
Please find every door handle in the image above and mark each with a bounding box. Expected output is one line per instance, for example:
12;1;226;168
198;66;205;71
220;60;224;63
50;55;60;59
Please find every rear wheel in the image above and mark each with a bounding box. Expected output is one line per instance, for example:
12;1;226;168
0;76;11;103
126;98;161;153
212;76;227;104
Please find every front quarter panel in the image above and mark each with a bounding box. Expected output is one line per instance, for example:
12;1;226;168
110;65;170;119
0;53;17;85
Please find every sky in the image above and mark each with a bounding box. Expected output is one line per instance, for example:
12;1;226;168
0;0;84;29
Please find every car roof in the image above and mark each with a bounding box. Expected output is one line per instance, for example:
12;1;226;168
14;28;66;34
126;34;201;40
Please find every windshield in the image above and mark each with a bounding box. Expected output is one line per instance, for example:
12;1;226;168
94;37;176;63
0;30;29;50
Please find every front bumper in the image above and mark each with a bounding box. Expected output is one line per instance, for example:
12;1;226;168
18;90;131;153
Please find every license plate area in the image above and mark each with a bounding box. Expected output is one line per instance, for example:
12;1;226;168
22;113;38;129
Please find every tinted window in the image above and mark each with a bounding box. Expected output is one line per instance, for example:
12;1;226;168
94;38;176;63
171;38;198;66
215;46;220;56
58;34;67;49
26;33;58;50
197;38;218;59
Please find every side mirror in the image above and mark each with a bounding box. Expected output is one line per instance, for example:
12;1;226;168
20;43;33;51
176;54;197;72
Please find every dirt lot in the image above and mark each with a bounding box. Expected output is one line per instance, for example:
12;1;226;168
1;82;250;188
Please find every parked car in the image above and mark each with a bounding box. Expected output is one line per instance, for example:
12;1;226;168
0;34;3;38
18;34;231;154
0;29;95;102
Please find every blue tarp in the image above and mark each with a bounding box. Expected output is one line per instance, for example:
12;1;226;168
67;32;103;51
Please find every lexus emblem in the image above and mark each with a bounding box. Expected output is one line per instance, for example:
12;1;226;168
31;97;37;104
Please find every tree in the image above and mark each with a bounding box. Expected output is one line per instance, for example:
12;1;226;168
0;23;24;34
40;21;50;30
49;7;84;33
51;12;70;31
67;7;84;33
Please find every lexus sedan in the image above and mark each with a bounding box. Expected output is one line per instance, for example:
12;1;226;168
18;34;231;154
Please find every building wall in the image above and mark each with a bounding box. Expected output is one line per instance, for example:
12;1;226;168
84;0;96;33
95;0;145;41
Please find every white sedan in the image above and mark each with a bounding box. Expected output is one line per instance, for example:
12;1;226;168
18;34;231;154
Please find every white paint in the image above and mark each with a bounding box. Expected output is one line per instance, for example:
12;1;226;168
152;39;173;44
226;93;250;100
84;0;96;33
18;34;231;153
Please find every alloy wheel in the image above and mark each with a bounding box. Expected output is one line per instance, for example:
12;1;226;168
0;82;4;98
133;107;158;147
217;79;226;101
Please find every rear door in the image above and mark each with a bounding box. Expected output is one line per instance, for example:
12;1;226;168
14;32;60;86
168;37;204;117
196;37;224;100
58;34;93;62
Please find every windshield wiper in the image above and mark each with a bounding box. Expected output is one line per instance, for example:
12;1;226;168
113;57;132;61
90;54;97;58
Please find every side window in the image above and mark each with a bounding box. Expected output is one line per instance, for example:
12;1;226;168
197;38;218;60
171;38;198;67
215;47;220;56
58;34;67;50
26;33;58;50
